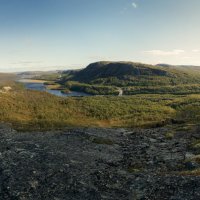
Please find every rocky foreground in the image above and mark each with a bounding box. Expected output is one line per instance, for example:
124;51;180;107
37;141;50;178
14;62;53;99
0;124;200;200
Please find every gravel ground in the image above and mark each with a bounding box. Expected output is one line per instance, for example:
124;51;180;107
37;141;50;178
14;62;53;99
0;123;200;200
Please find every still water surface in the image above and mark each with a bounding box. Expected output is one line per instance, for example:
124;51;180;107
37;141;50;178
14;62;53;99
18;79;91;97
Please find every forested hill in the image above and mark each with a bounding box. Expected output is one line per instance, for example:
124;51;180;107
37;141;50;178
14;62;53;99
61;61;200;87
71;61;170;82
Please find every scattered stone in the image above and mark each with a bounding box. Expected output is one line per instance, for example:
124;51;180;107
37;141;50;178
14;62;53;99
0;124;199;199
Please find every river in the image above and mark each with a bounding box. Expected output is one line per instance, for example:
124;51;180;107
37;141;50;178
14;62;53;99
18;79;91;97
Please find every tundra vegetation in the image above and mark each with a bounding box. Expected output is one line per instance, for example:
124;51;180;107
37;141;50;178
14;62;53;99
58;62;200;95
0;88;199;131
0;62;200;131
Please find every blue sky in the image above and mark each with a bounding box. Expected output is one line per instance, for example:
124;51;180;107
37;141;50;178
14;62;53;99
0;0;200;72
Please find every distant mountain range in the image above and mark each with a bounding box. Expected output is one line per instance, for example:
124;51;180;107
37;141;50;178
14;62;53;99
71;61;170;81
157;64;200;72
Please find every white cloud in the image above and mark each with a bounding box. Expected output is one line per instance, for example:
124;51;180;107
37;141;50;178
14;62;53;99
89;55;112;61
182;56;191;59
132;2;137;8
192;49;200;53
143;49;185;56
120;1;138;14
11;61;43;65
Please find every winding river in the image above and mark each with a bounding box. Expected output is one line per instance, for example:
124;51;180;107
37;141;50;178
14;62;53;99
18;79;91;97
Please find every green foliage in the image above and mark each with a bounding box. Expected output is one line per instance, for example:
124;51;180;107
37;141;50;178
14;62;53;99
127;167;142;173
0;86;200;130
59;62;200;95
127;163;143;173
190;139;200;149
34;73;61;81
123;84;200;95
65;81;119;95
90;137;114;145
180;169;200;176
165;132;175;140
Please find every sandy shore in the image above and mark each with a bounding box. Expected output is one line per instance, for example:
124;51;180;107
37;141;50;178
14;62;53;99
18;79;47;83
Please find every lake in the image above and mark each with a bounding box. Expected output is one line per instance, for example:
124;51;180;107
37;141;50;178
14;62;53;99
18;79;91;97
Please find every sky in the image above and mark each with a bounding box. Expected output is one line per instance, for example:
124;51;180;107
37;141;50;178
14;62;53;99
0;0;200;72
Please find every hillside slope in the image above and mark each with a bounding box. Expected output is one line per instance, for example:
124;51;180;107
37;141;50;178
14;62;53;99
60;61;200;95
0;89;200;130
0;73;16;84
157;64;200;74
72;61;171;82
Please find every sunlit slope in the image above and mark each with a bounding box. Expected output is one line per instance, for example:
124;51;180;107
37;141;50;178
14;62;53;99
0;73;16;84
60;61;200;95
0;90;199;130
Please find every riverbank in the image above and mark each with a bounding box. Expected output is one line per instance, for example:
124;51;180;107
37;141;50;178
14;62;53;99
18;79;91;97
17;79;47;83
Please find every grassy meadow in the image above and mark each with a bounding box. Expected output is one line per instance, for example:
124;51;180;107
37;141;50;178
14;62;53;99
0;73;16;85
